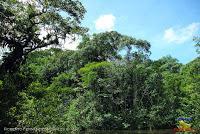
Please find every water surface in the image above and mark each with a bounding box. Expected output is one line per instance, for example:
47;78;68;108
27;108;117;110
82;129;177;134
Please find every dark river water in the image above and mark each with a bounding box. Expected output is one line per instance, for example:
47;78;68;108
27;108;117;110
81;129;179;134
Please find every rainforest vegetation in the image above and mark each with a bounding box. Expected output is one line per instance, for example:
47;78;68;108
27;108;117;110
0;0;200;133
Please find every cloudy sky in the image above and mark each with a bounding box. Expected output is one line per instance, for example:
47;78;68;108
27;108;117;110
79;0;200;63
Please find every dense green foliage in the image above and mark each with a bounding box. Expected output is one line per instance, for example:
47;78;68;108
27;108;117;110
0;0;86;73
1;40;199;133
0;1;199;134
194;36;200;54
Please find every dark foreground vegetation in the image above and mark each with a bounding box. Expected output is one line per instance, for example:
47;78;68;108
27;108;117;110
0;0;200;133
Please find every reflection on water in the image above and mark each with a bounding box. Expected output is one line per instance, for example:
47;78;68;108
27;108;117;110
81;129;176;134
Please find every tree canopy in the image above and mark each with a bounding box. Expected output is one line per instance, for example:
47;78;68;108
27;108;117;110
0;0;86;73
0;1;199;133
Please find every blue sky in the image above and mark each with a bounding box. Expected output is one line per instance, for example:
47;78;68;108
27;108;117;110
80;0;200;64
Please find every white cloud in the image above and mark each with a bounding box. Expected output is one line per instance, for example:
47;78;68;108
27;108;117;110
60;35;80;50
95;14;116;31
39;27;49;40
41;36;80;51
18;0;30;2
39;27;80;50
163;22;200;44
18;0;35;4
18;0;42;11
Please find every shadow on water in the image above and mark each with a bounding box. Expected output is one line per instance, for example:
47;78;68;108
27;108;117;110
81;129;177;134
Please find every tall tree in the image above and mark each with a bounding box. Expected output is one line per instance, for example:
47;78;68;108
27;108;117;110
0;0;86;73
0;0;86;132
77;31;151;64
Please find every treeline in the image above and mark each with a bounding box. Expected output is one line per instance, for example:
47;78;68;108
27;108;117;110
1;31;200;133
0;0;200;133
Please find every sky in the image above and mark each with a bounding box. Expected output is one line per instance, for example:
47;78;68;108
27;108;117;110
78;0;200;64
1;0;199;64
